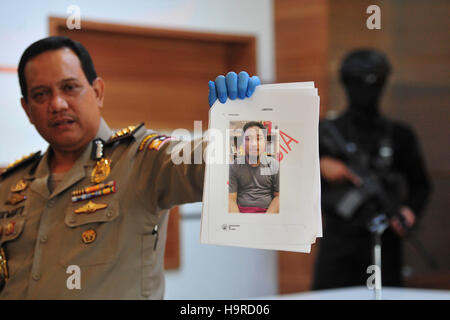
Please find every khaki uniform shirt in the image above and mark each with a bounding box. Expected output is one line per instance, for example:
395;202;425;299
0;118;204;299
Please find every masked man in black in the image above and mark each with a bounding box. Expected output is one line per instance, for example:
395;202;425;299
312;49;432;289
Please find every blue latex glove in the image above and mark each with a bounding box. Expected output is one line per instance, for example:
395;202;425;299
208;71;261;107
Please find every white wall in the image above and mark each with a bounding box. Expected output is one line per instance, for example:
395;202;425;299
0;0;277;299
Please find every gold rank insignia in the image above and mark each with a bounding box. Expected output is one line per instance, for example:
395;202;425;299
5;153;36;170
75;201;108;214
5;194;26;206
1;151;41;178
11;180;28;193
106;123;144;145
110;125;136;140
91;158;112;184
82;229;96;244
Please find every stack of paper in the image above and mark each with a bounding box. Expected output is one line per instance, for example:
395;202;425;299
200;82;321;252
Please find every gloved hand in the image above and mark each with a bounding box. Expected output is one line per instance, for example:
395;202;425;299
208;71;261;107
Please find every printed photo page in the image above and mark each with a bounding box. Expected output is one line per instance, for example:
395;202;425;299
200;82;321;252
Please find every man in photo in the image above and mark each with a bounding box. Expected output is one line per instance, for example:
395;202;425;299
229;121;280;214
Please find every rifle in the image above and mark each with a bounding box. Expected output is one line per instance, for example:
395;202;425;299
320;120;403;222
320;119;438;269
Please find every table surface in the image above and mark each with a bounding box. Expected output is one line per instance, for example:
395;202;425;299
255;286;450;300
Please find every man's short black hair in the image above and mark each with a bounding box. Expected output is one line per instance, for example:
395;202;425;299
243;121;266;134
18;36;98;102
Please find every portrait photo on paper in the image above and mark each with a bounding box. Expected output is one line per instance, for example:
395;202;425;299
228;120;280;214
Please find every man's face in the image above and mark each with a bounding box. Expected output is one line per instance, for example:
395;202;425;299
21;48;104;153
244;126;266;159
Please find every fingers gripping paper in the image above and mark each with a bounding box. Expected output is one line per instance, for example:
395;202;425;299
201;82;322;252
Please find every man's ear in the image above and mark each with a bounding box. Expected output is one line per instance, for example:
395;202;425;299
21;97;34;125
92;77;105;109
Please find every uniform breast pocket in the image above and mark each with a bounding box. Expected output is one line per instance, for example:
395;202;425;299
59;198;121;267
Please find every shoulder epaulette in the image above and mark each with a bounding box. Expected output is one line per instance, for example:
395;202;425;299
1;151;42;178
105;123;145;146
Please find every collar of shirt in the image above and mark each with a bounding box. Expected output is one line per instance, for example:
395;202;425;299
25;118;113;200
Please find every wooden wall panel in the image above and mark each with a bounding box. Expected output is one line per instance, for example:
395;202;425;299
275;0;329;118
50;17;256;270
275;0;449;293
49;18;256;132
328;0;450;287
274;0;329;294
165;207;181;269
328;0;392;115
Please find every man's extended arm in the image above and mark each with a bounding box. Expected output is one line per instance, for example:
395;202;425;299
136;71;261;212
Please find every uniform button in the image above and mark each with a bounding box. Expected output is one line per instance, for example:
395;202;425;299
69;217;76;223
47;199;56;208
40;235;48;243
106;211;113;218
32;273;41;281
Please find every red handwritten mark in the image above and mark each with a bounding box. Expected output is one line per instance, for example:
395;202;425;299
277;130;299;161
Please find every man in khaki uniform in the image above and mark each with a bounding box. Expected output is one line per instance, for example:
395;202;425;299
0;36;260;299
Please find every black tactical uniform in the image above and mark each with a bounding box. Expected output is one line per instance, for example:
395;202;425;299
312;49;432;289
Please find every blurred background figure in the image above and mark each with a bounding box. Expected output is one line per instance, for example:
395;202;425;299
312;49;432;289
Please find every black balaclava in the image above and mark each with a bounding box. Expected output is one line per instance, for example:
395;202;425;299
340;49;391;127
